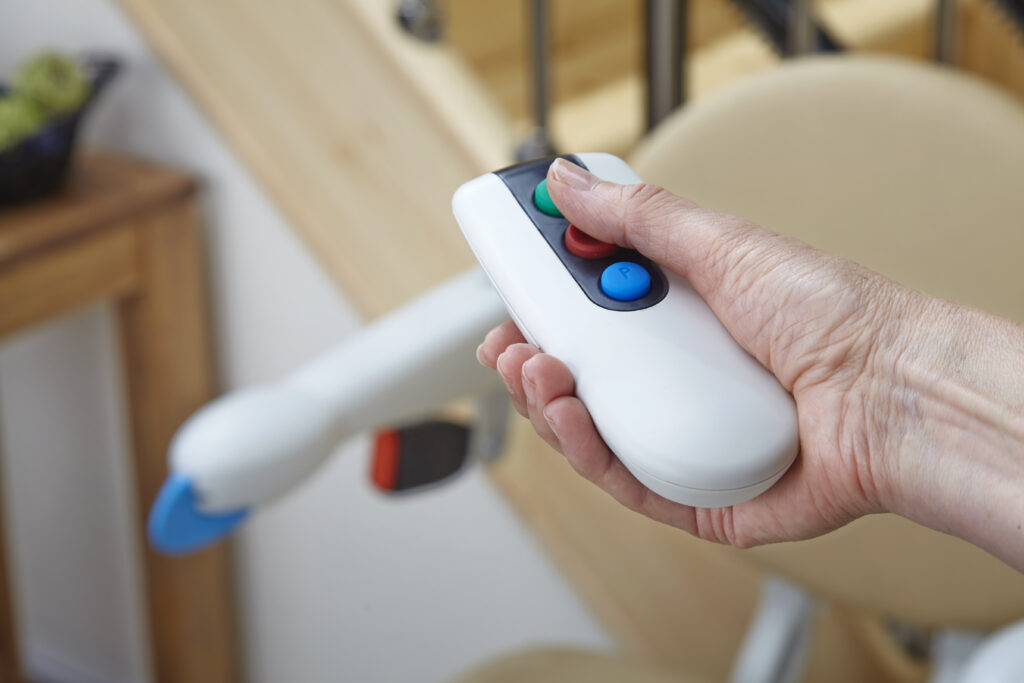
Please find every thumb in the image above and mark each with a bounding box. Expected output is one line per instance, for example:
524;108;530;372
545;157;772;302
545;158;880;388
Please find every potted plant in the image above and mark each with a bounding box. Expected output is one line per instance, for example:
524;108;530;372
0;52;120;206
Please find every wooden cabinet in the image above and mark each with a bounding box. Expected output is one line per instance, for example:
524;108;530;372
0;154;237;682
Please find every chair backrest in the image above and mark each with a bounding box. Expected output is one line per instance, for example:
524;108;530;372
630;55;1024;628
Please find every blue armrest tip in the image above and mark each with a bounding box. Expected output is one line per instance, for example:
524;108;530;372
148;473;248;555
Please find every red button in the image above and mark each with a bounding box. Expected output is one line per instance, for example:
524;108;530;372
564;224;618;259
371;430;401;491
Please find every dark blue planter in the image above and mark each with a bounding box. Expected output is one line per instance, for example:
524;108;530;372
0;54;120;207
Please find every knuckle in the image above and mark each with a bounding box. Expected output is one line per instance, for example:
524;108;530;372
615;183;681;248
617;183;674;222
617;181;665;206
693;507;752;547
729;529;757;550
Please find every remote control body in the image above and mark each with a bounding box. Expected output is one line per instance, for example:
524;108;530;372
453;153;798;507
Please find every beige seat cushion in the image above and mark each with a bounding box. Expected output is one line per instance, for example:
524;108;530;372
630;55;1024;628
453;648;700;683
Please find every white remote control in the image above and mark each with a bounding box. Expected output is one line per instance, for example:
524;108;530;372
453;153;798;507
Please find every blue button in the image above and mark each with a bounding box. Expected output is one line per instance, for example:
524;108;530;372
600;262;651;301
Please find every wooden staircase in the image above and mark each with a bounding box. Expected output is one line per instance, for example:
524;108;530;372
114;0;1024;318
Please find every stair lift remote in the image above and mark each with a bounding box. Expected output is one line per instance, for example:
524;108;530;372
452;153;799;507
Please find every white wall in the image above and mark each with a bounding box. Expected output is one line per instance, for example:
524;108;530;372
0;2;612;681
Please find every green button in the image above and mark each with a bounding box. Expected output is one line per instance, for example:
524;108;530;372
533;178;562;217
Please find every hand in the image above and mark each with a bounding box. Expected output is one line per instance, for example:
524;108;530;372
478;159;1024;569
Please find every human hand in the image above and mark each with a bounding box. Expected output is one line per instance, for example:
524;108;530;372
478;159;1024;569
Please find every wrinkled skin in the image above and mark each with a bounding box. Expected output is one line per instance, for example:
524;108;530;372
478;159;1024;570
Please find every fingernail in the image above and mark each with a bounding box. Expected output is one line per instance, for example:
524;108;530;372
476;344;486;366
496;353;511;382
496;358;516;400
550;158;598;192
543;406;561;440
522;366;536;408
